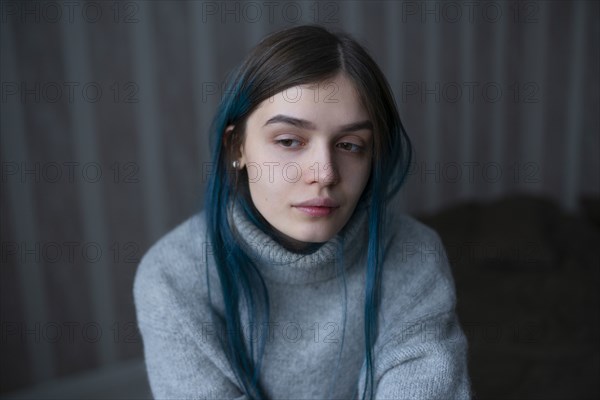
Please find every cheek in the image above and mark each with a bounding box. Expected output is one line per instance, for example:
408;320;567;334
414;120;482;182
247;168;291;204
342;159;371;187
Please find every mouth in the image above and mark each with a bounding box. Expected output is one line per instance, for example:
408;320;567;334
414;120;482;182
292;196;341;217
293;206;338;217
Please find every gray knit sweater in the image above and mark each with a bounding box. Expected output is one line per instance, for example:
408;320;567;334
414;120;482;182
133;202;472;399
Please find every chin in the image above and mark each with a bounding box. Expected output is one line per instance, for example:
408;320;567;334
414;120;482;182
301;235;333;244
291;227;337;244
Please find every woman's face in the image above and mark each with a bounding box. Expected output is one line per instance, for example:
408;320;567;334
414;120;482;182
233;72;373;250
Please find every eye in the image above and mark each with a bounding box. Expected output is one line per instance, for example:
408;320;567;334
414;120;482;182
275;138;303;148
337;142;364;153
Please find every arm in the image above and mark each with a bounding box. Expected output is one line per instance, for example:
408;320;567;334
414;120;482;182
370;311;471;399
358;220;472;399
139;319;249;400
134;248;249;400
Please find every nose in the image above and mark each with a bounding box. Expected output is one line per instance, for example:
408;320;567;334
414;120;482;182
302;143;340;186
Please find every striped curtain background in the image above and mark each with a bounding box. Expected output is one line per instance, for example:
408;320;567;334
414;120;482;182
1;0;598;394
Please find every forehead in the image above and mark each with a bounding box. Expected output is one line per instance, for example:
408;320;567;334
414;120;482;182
249;74;368;128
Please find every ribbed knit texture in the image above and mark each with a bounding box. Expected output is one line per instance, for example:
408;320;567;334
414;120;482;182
227;201;368;285
134;204;472;399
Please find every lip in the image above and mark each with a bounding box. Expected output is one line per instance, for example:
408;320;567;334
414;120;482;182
292;197;340;217
294;206;337;217
293;197;340;207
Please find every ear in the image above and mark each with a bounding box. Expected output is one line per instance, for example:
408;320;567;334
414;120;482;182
223;125;246;168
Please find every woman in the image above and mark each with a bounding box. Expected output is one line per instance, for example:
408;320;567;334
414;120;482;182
134;25;472;399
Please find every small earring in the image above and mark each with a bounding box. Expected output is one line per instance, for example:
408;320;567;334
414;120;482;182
232;160;240;169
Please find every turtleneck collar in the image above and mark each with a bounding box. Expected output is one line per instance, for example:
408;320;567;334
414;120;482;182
227;200;369;285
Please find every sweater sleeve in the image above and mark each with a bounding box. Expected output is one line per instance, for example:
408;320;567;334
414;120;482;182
369;310;471;399
133;240;249;400
357;218;472;400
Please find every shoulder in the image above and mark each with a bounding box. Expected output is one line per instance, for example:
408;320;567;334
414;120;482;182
384;209;444;249
380;209;457;316
135;211;207;283
384;208;449;266
133;211;210;322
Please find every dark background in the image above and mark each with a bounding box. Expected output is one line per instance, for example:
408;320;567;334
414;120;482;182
1;0;599;398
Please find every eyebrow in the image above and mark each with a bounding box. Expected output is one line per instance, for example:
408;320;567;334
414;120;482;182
263;114;373;133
